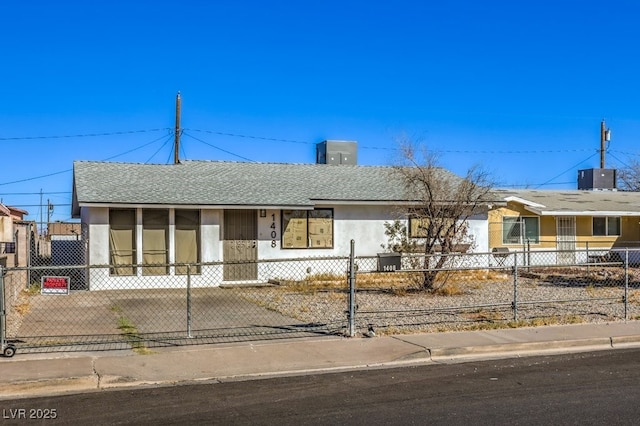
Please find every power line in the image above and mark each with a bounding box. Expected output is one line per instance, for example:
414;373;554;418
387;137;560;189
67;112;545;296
0;191;69;195
103;133;174;161
0;133;175;187
0;128;171;141
183;127;606;155
184;128;312;145
2;124;615;155
143;135;171;164
182;131;255;162
0;169;71;187
534;152;599;189
5;204;71;208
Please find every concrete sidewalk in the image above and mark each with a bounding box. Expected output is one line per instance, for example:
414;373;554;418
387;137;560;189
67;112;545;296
2;321;640;400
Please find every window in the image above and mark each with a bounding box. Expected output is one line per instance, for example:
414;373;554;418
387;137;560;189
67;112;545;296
593;216;621;236
142;209;169;275
109;209;136;275
502;216;539;244
175;209;200;274
282;209;333;249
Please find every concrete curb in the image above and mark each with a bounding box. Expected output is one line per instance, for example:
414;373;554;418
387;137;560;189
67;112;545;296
2;328;640;400
429;338;611;360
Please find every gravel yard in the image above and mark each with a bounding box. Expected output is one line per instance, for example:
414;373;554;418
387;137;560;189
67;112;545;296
239;268;640;336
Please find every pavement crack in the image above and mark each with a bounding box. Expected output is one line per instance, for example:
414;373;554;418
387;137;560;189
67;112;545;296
92;357;102;389
390;336;433;361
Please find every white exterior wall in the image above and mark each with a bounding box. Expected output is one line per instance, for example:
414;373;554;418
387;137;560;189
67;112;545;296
82;205;490;289
467;212;489;252
254;206;394;259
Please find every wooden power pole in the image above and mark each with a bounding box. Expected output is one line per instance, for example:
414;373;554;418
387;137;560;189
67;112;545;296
600;119;611;169
174;92;181;164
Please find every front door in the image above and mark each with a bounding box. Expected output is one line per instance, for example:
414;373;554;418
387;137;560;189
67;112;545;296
557;216;576;265
223;210;258;281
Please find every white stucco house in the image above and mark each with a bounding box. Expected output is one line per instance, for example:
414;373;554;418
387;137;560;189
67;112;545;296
71;155;491;290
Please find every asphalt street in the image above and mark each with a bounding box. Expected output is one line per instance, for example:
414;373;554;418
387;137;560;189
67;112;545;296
3;348;640;425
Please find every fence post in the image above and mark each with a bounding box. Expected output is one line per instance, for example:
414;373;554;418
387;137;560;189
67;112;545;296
348;240;356;337
513;251;519;322
187;264;193;338
624;249;629;321
0;266;5;343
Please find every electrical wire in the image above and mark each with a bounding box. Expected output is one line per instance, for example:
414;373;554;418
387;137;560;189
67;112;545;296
0;169;71;187
184;128;311;145
533;152;599;189
0;132;175;187
183;127;605;155
0;128;171;141
142;134;173;164
102;132;173;161
182;131;255;162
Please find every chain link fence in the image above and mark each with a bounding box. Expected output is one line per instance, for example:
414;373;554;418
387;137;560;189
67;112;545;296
2;241;639;354
350;247;639;335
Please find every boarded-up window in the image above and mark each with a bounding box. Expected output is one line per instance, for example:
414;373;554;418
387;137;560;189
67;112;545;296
175;209;200;274
308;210;333;248
142;209;168;275
109;209;136;276
282;209;333;249
282;210;308;248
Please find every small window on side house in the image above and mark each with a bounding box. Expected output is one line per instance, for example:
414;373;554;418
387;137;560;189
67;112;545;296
502;216;539;244
593;216;621;236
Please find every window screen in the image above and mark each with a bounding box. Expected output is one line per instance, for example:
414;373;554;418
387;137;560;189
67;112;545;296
142;209;169;275
109;209;136;276
175;209;200;274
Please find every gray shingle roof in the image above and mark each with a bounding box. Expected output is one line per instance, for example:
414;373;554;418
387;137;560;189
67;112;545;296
494;189;640;215
72;160;466;215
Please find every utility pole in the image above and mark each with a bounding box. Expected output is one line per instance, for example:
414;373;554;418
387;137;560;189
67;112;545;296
600;119;611;168
39;189;43;236
174;92;181;164
46;200;52;226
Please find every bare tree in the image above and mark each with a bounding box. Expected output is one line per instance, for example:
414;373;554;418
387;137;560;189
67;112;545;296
393;141;494;291
618;159;640;191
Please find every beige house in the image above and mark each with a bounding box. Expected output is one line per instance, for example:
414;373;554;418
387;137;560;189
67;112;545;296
488;189;640;264
0;203;30;268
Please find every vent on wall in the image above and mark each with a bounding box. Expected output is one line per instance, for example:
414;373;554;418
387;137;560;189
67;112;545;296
578;168;617;191
316;140;357;165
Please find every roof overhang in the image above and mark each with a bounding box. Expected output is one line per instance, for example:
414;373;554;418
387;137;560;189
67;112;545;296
523;206;640;217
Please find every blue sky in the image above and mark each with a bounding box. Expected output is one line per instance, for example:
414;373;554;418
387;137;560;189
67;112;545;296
2;1;640;225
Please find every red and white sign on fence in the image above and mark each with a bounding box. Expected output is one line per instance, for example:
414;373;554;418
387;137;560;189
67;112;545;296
41;276;70;295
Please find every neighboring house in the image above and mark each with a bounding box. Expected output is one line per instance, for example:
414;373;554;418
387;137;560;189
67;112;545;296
48;221;82;240
0;203;30;268
488;188;640;264
71;152;491;290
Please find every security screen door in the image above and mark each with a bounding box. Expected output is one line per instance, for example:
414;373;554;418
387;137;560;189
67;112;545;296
223;210;258;280
557;216;576;265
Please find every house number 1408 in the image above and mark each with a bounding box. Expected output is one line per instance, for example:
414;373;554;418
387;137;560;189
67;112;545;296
270;213;277;248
